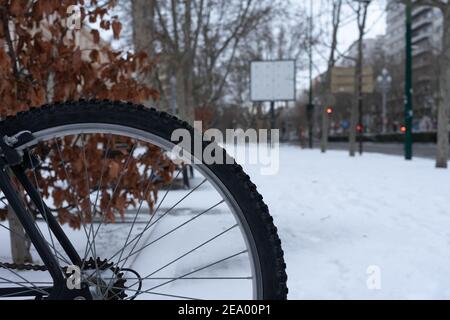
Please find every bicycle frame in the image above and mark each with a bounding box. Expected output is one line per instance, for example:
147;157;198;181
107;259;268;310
0;133;88;299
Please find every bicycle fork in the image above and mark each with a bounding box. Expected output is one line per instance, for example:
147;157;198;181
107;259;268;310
0;133;89;299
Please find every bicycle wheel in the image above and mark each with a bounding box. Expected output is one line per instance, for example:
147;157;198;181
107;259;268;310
0;100;287;300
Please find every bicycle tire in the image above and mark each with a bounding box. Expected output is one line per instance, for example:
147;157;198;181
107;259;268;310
0;100;288;300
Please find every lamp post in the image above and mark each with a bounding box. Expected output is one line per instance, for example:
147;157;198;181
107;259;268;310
377;68;392;134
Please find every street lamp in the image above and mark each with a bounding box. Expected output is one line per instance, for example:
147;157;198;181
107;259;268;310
377;68;392;134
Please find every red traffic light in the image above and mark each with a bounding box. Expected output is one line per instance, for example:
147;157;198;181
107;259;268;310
400;126;407;133
356;124;363;132
326;107;333;114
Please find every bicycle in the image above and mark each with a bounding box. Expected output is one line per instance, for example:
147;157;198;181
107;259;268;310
0;100;287;300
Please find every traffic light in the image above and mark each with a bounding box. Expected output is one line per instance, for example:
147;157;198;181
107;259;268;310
400;125;407;133
356;124;363;133
326;107;333;115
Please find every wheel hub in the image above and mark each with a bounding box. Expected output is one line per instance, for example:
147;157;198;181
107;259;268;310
80;258;127;300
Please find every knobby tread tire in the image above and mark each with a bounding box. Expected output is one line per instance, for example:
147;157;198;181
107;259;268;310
0;100;288;300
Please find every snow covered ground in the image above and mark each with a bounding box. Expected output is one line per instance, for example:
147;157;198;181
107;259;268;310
241;145;450;299
1;144;449;300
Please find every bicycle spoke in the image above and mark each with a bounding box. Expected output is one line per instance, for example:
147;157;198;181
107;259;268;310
110;168;184;264
95;284;200;300
88;134;112;257
0;223;71;266
0;264;48;295
106;177;207;264
102;277;251;281
54;138;95;261
129;250;249;300
0;281;53;284
0;284;50;299
0;197;7;206
130;224;239;279
80;133;103;294
82;168;184;282
84;140;139;298
86;142;138;261
102;168;157;298
115;169;156;266
128;291;200;300
117;200;226;266
106;224;242;300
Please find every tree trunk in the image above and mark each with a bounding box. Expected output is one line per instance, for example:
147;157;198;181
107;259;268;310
132;0;155;54
349;39;363;157
174;57;195;124
131;0;168;110
349;93;358;156
175;63;188;121
349;3;367;157
8;205;32;264
180;1;195;125
322;0;341;154
436;10;450;168
184;59;195;124
321;94;335;153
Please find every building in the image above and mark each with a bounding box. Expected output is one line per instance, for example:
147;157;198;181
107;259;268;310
333;37;385;134
385;1;443;58
385;1;406;59
385;0;443;130
338;36;386;67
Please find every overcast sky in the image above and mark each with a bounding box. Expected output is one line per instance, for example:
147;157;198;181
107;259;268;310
295;0;387;89
103;0;389;94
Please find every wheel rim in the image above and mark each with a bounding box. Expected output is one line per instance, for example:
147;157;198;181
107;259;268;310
0;123;263;300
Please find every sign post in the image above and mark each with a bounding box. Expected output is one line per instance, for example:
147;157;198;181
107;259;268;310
250;60;296;144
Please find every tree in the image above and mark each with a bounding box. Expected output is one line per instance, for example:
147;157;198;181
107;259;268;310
128;0;278;124
193;0;276;111
436;4;450;168
348;0;370;157
320;0;342;153
152;0;205;123
129;0;173;111
0;0;174;263
224;4;308;130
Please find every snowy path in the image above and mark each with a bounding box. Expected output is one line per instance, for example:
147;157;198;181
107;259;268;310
242;145;450;299
0;145;449;300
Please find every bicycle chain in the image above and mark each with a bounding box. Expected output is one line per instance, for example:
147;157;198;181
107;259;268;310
0;261;47;272
0;257;113;272
0;258;128;299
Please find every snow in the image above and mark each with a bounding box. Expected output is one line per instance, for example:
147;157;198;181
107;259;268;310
240;145;450;299
1;144;450;300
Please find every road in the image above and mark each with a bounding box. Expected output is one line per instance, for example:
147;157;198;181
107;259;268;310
308;142;445;160
328;142;443;159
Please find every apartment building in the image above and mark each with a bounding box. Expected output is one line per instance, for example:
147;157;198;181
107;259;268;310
385;0;443;129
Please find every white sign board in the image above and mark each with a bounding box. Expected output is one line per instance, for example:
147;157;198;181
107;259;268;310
250;60;296;102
